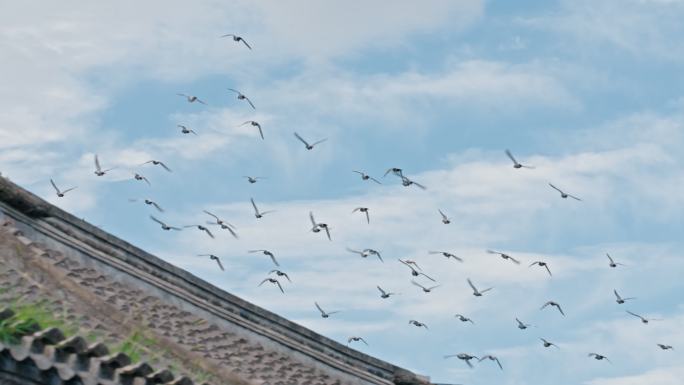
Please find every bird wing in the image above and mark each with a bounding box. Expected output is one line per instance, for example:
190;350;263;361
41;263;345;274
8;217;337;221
486;249;501;255
556;304;565;316
227;88;240;94
216;258;225;271
293;132;309;146
309;211;318;227
258;278;269;287
269;254;280;267
626;310;641;319
203;228;215;238
158;161;172;172
377;286;387;295
94;154;102;171
149;201;163;212
420;272;436;282
480;287;493;294
225;225;239;239
540;302;550;310
607;253;615;263
411;280;426;290
220;34;235;38
150;215;165;226
257;125;264;139
544;265;552;276
245;96;256;109
360;337;368;345
412;180;427;190
467;278;477;292
568;193;582;201
438;209;447;220
311;138;328;146
365;211;370;223
375;252;383;262
369;177;382;184
203;210;219;221
509;256;521;264
50;179;60;193
241;39;252;49
61;187;77;194
613;289;621;300
548;183;562;193
324;226;331;241
315;302;324;314
250;198;259;214
505;149;518;165
275;280;284;293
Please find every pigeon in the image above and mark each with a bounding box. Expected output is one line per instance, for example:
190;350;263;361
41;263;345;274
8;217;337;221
529;261;552;276
198;254;224;271
428;251;463;262
311;215;332;241
400;259;422;271
657;344;674;350
384;168;404;178
454;314;474;324
549;183;581;201
479;355;503;370
467;278;493;297
133;173;151;186
141;160;172;172
540;338;559;348
150;215;182;231
505;149;534;169
129;198;164;212
93;154;115;176
347;336;368;346
269;270;291;282
613;289;635;304
203;210;238;238
540;301;565;316
220;34;252;49
606;253;625;268
353;171;381;184
411;280;440;293
177;93;207;105
177;124;197;135
487;250;520;264
588;353;611;363
626;310;662;324
244;176;265;184
240;121;264;139
399;259;435;281
438;209;451;224
248;249;279;266
377;286;398;299
352;207;370;223
346;248;383;262
50;179;77;197
294;132;327;150
400;176;426;190
444;353;478;368
409;320;428;329
251;198;275;219
259;278;284;293
183;224;215;239
227;88;255;109
315;302;340;318
516;317;532;330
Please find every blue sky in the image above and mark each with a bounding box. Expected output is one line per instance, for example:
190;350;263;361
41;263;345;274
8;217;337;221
2;1;684;384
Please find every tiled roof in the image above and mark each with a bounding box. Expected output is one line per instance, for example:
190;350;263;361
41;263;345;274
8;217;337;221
0;308;209;385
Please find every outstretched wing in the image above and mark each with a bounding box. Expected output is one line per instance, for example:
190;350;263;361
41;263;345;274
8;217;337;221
94;154;102;171
241;39;252;50
250;198;259;213
505;149;518;165
369;177;382;184
149;215;164;225
215;258;225;271
61;187;77;194
293;132;309;146
244;96;256;109
311;138;328;147
50;179;60;193
315;302;324;314
467;278;477;292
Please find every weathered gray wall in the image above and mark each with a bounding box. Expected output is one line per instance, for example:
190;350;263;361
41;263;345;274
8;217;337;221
0;178;429;385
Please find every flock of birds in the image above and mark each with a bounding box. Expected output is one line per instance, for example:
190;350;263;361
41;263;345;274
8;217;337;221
35;32;676;383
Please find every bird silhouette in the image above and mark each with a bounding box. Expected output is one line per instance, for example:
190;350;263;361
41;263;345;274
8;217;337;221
352;207;370;223
269;270;291;282
240;121;264;139
198;254;224;271
626;310;662;324
50;179;77;197
613;289;635;304
248;249;279;266
505;149;534;169
588;353;611;363
251;198;275;219
454;314;475;324
529;261;552;276
353;171;381;184
150;215;181;231
438;209;451;224
377;286;398;299
177;93;207;105
315;302;340;318
467;278;493;297
411;280;440;293
259;278;284;293
409;320;428;329
129;198;164;212
487;249;520;264
227;88;255;109
220;34;252;49
141;160;172;172
294;132;327;150
93;154;115;176
549;183;581;201
347;336;368;346
479;355;503;370
428;251;463;262
540;301;565;316
444;353;478;368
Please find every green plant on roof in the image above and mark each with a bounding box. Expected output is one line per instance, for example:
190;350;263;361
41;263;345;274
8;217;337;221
0;302;73;344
